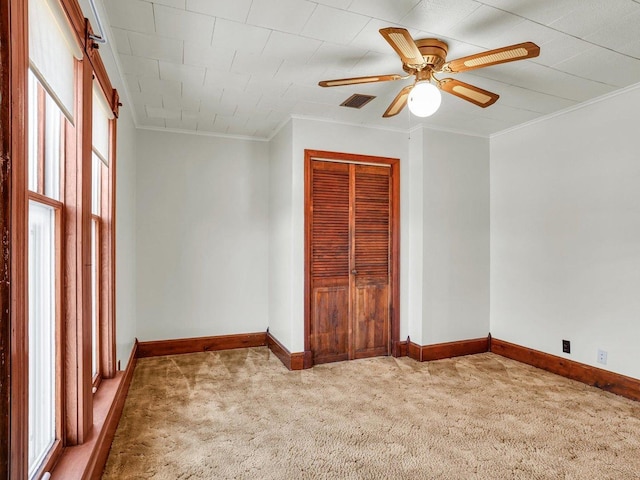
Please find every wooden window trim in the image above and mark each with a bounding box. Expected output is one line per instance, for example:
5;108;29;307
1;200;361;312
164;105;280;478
0;1;9;470
99;144;116;378
61;56;94;446
57;0;85;51
7;0;30;476
31;439;62;480
28;190;63;209
91;92;117;386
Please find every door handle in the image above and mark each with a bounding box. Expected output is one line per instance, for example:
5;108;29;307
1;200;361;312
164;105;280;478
351;269;358;275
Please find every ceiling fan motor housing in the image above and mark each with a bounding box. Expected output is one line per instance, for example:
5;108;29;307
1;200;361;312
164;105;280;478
416;39;448;70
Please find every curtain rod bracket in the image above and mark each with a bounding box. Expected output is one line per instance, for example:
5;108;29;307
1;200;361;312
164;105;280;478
88;0;108;44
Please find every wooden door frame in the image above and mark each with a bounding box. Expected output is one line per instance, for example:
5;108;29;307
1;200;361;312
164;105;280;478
304;149;401;367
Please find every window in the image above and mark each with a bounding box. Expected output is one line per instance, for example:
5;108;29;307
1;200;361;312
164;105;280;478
10;0;120;476
27;201;56;478
27;70;65;478
91;82;114;387
91;153;101;383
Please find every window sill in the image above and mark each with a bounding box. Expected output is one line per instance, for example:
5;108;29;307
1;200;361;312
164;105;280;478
48;341;137;479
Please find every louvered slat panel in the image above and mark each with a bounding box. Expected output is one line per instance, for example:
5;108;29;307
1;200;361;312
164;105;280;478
311;164;350;279
354;169;390;276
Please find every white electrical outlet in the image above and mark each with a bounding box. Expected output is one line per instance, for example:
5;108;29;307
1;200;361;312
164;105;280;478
597;349;608;365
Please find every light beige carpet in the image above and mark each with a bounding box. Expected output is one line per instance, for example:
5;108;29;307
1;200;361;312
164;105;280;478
103;348;640;479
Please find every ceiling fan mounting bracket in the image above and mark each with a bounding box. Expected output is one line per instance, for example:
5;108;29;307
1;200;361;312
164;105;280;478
415;38;448;70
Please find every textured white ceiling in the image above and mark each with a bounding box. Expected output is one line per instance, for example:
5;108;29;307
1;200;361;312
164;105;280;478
100;0;640;138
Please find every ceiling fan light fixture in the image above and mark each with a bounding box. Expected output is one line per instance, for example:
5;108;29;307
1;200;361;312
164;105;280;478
408;80;441;117
318;28;540;118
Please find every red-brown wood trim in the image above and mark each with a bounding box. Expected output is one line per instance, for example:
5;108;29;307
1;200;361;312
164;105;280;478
137;333;268;358
393;340;409;358
407;341;422;361
266;332;312;371
57;0;122;117
85;22;119;116
90;55;117;116
63;114;81;446
107;118;117;375
63;56;94;446
389;155;401;356
491;338;640;402
0;0;9;468
267;332;291;370
112;89;120;119
304;150;400;366
98;139;116;379
303;154;312;355
347;163;356;360
54;0;122;117
6;0;30;475
50;339;139;479
407;336;490;362
28;190;65;209
79;55;94;441
58;0;86;51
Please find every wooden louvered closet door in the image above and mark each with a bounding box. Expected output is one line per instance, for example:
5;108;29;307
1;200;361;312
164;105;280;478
352;165;390;359
309;159;392;364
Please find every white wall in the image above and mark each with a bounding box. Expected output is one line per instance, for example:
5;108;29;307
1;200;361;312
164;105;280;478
265;118;491;352
115;107;137;367
422;130;491;344
268;121;294;348
406;128;424;343
135;130;269;341
491;85;640;379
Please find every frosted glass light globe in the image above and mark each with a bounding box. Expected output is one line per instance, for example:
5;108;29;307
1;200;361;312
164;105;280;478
408;81;441;117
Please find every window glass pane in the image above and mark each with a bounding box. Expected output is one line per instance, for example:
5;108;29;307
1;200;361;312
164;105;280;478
44;94;62;201
28;71;39;193
28;201;56;478
28;70;63;200
91;218;99;379
92;83;112;166
92;153;101;215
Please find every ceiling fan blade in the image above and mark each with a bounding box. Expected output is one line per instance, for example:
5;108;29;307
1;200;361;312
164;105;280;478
439;79;499;108
319;74;404;87
441;42;540;73
383;85;412;118
379;28;425;66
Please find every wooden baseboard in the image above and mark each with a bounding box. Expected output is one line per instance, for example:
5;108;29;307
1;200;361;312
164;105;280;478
491;338;640;402
393;340;409;357
408;337;490;362
266;333;312;371
137;332;267;358
51;340;139;479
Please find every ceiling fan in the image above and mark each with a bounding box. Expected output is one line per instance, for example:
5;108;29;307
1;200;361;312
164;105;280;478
319;28;540;118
